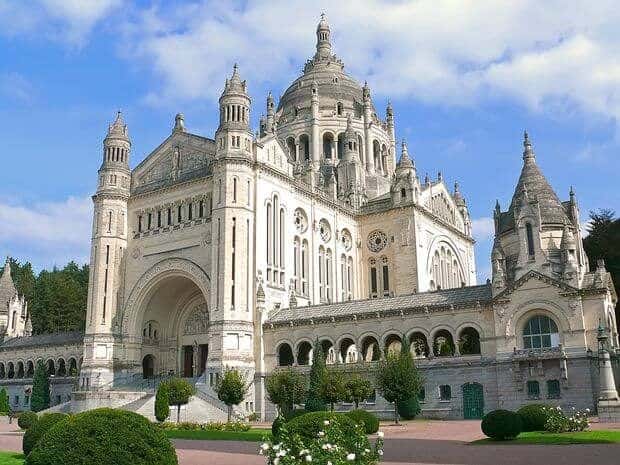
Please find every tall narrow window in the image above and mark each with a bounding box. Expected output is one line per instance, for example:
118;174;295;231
199;201;204;218
319;246;325;301
294;237;300;292
231;217;236;309
188;202;193;221
157;210;162;228
279;207;285;282
147;213;152;230
347;257;353;300
325;249;332;302
138;215;143;233
178;205;183;223
247;180;251;206
167;208;172;225
233;178;237;203
370;260;378;298
526;223;535;257
302;240;309;295
382;263;390;296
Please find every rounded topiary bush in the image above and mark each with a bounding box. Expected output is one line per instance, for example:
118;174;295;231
481;409;522;440
517;404;550;432
23;413;68;456
346;409;379;434
25;408;177;465
397;396;421;420
18;411;39;430
286;411;356;440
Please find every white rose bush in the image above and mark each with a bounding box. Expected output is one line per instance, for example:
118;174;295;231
260;419;384;465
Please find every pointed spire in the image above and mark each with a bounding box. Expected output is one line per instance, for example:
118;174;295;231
523;130;535;162
454;181;466;206
0;258;17;315
222;63;247;95
397;139;413;169
107;110;129;139
386;100;393;118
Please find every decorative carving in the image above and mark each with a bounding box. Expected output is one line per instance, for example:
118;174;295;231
340;228;352;251
318;219;331;242
294;208;308;233
567;298;581;317
131;247;142;260
184;304;209;335
367;230;388;253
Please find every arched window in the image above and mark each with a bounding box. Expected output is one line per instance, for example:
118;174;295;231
337;102;343;116
347;256;353;300
297;341;313;366
433;330;455;356
410;332;429;358
299;135;310;161
325;248;332;302
526;223;535;257
286;137;296;160
323;133;334;159
337;133;344;159
277;343;294;366
233;178;237;203
458;327;481;355
318;246;325;301
430;243;464;290
301;239;309;296
523;315;559;349
294;237;301;292
361;336;380;362
266;195;284;286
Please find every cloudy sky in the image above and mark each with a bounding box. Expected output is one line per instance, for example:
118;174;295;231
1;0;619;279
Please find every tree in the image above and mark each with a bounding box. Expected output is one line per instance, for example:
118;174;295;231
344;374;374;409
266;368;307;419
161;377;195;423
31;361;50;412
0;388;9;415
319;369;346;411
154;383;170;423
376;335;422;424
583;209;620;329
305;339;327;412
216;369;249;422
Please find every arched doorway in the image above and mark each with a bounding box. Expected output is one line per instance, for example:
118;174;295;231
142;354;155;379
462;382;484;419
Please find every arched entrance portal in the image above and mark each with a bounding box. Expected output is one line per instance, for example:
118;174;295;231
132;269;210;380
142;354;155;379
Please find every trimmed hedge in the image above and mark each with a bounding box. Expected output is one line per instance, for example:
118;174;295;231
286;411;357;441
481;410;522;440
517;404;550;432
23;413;68;456
346;409;379;434
18;412;39;431
25;408;177;465
397;396;421;420
271;416;286;438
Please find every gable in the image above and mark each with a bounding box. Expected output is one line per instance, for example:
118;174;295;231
132;131;215;195
493;270;578;301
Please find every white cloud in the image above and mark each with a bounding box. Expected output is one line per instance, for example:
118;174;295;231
118;0;620;126
0;196;92;268
471;216;495;243
0;0;121;46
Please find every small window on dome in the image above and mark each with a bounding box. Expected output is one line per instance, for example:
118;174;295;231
337;102;343;115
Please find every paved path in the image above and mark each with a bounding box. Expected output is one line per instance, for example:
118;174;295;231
1;418;619;464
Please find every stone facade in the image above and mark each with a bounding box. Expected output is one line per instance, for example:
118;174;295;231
0;15;617;420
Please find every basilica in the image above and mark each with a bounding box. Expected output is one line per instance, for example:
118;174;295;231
0;16;617;421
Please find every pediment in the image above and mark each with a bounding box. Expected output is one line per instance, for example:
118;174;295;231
493;270;578;301
132;131;215;193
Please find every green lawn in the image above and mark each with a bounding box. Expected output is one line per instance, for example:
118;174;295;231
0;451;24;465
472;430;620;445
165;428;270;442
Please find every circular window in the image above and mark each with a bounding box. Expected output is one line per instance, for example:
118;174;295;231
319;219;331;242
367;230;388;253
341;229;352;251
294;208;308;233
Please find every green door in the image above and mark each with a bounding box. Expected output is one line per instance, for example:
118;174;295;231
462;382;484;419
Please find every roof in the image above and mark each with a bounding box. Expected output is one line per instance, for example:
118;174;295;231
499;134;569;233
0;260;17;315
0;331;84;350
265;284;492;326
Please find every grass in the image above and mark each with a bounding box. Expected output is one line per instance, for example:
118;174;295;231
0;451;24;465
472;430;620;445
165;428;270;442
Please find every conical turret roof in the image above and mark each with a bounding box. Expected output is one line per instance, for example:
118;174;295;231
500;132;569;232
0;259;17;314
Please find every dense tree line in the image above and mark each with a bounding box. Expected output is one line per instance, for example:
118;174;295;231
0;259;88;334
583;209;620;326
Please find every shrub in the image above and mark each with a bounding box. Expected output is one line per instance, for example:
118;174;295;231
30;361;50;413
18;412;39;430
154;384;170;423
517;404;550;432
287;408;307;421
305;339;327;412
266;369;307;419
0;388;9;414
286;411;357;441
544;406;589;433
481;410;522;440
397;396;421;420
261;414;384;465
344;375;374;409
271;416;286;438
26;408;177;465
161;377;195;423
23;413;69;456
216;369;249;422
319;369;347;411
346;409;379;434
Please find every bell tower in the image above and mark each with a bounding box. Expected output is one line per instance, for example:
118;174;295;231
80;111;131;389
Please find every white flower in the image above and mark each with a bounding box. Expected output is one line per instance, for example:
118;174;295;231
347;453;356;461
260;443;270;451
273;444;280;451
324;420;330;425
327;462;332;465
377;431;384;438
305;455;312;462
586;408;591;413
364;448;370;453
273;459;279;465
318;431;325;437
378;450;384;456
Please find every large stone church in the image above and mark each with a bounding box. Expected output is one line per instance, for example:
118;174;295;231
0;16;617;420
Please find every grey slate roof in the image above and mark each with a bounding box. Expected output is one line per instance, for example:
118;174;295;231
0;331;84;351
500;154;569;234
265;284;492;326
0;260;17;315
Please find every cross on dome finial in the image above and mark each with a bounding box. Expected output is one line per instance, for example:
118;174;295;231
315;13;332;59
523;129;535;162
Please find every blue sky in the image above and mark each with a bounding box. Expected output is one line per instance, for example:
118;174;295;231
1;0;619;281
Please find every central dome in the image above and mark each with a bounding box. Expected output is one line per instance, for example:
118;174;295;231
277;15;373;117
